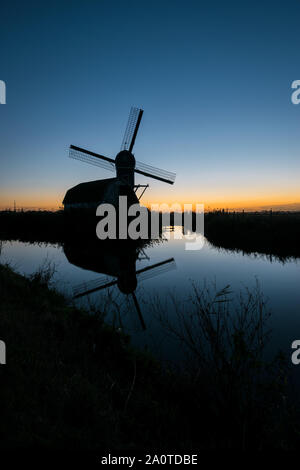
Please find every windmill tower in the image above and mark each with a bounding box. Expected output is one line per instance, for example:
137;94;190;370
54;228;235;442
63;107;176;212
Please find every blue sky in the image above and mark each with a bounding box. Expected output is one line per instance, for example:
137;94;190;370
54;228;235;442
0;0;299;209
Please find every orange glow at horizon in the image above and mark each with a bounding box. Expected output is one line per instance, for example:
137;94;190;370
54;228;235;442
1;190;300;212
141;195;300;211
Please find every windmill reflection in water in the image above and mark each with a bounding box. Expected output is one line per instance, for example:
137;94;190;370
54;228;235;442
64;239;176;330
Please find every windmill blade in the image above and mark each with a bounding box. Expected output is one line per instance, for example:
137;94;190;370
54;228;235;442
73;275;118;299
121;107;143;152
69;145;115;172
131;292;146;330
135;160;176;185
136;257;176;283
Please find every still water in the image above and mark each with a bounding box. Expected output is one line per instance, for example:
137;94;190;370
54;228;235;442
2;228;300;366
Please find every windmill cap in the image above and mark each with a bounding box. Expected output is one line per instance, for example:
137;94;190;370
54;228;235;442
115;150;136;168
117;274;137;294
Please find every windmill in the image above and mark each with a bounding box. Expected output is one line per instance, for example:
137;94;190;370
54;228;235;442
63;107;176;211
67;239;176;330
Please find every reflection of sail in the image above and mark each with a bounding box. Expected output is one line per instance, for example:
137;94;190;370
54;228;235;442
73;276;117;297
63;237;175;330
72;257;176;330
73;257;176;298
136;258;176;282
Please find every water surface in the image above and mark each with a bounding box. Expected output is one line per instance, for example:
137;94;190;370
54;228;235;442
2;230;300;366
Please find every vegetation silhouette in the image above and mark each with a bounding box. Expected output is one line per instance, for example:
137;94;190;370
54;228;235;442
0;261;297;450
1;209;300;262
202;210;300;261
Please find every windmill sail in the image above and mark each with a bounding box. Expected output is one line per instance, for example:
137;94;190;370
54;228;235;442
73;258;175;299
136;257;176;281
69;107;176;185
135;160;176;185
69;144;176;184
131;291;146;330
69;145;115;172
121;107;144;152
73;275;117;299
72;256;176;330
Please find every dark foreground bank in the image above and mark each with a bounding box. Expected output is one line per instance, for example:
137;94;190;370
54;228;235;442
0;263;299;450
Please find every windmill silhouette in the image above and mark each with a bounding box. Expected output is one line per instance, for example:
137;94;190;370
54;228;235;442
64;238;176;330
63;107;176;211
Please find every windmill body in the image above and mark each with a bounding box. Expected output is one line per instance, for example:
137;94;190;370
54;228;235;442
63;175;139;213
63;108;176;213
64;238;139;292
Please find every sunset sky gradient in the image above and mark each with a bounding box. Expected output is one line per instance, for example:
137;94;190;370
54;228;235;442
1;0;299;211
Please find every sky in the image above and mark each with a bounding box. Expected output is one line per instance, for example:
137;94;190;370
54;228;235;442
0;0;300;211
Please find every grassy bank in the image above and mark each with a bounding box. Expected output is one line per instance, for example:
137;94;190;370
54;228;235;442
0;263;299;449
0;262;179;450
